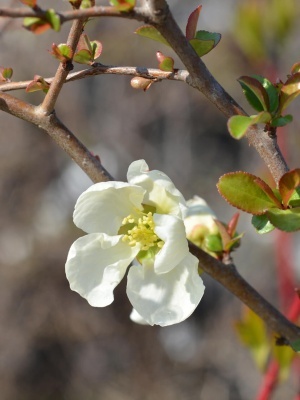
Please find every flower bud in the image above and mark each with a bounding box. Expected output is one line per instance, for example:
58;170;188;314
184;196;219;251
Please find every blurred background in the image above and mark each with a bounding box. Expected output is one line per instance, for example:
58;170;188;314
0;0;300;399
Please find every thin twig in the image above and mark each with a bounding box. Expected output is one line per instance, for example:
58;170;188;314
37;18;87;115
0;65;189;92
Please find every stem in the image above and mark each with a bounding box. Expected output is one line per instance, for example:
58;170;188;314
189;243;300;346
38;18;86;115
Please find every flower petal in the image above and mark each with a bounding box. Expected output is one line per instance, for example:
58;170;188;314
127;160;186;217
129;308;149;325
73;181;145;235
65;233;139;307
127;253;205;326
153;214;189;274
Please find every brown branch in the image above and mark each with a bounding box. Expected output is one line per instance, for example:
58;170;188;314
37;18;87;115
189;243;300;347
0;91;112;182
144;0;289;184
0;65;189;92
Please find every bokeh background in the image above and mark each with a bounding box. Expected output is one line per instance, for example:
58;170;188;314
1;0;300;399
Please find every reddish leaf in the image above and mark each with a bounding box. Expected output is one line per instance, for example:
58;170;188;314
227;213;240;237
279;73;300;111
238;76;270;111
50;43;73;62
23;17;51;34
156;51;174;72
279;169;300;207
19;0;37;7
186;5;202;40
26;75;50;93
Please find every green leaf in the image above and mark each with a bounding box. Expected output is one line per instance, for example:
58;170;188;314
235;308;270;371
204;234;223;253
252;214;275;234
186;5;202;40
110;0;135;11
0;67;13;81
189;38;215;57
156;51;174;72
291;339;300;352
73;49;92;64
194;30;221;47
252;75;279;114
217;171;281;215
267;207;300;232
271;114;293;127
45;9;61;32
279;169;300;207
227;111;271;139
279;72;300;111
288;188;300;207
90;40;102;60
238;76;270;111
135;25;170;46
272;343;295;381
50;43;73;62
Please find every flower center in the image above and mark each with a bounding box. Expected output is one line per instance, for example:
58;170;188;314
121;212;164;251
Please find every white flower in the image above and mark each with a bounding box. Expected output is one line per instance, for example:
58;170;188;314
66;160;205;326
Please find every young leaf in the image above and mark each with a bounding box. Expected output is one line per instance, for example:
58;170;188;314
186;5;202;41
238;76;270;111
217;171;281;215
227;111;271;139
20;0;37;7
279;72;300;111
135;26;170;46
235;308;270;371
50;43;73;62
110;0;135;12
73;49;93;65
272;343;295;381
252;75;279;114
45;9;61;32
271;114;293;127
189;38;215;57
90;40;102;60
267;208;300;232
291;339;300;353
278;169;300;207
194;30;221;47
252;214;275;234
0;67;13;82
23;17;51;34
26;75;50;93
156;51;174;72
291;62;300;75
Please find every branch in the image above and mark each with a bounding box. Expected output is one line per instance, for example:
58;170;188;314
0;89;299;348
37;18;86;115
0;65;189;92
0;91;112;182
189;243;300;347
144;0;289;184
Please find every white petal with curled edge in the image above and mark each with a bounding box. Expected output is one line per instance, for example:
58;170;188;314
153;214;189;274
127;160;186;217
65;233;139;307
73;182;145;235
126;253;205;326
129;308;149;325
